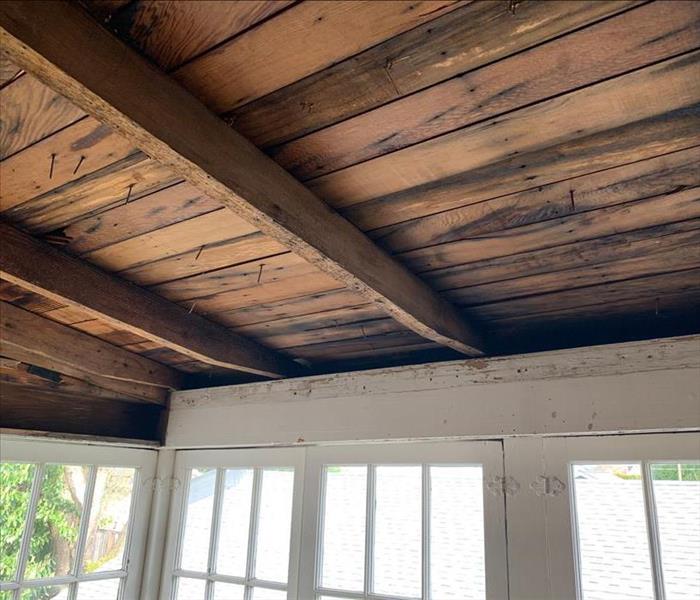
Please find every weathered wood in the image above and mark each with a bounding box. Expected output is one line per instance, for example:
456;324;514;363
272;1;700;179
173;0;462;113
0;0;485;355
0;73;84;159
107;0;294;71
309;51;700;208
2;154;179;233
0;225;304;378
343;105;700;230
0;382;166;442
379;146;700;253
401;187;700;272
0;356;126;401
231;0;640;148
0;301;179;402
0;54;21;86
62;182;222;255
0;116;135;210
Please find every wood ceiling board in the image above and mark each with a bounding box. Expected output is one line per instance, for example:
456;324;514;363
377;146;700;253
424;219;700;292
0;301;179;400
120;234;290;287
0;73;84;159
0;382;167;442
309;51;700;209
2;155;179;233
106;0;295;71
343;104;700;230
441;233;700;308
62;181;223;255
79;0;131;23
401;187;700;272
0;55;22;86
84;209;259;272
0;116;135;210
0;224;304;378
172;0;463;113
273;0;700;179
213;290;371;329
0;0;486;355
463;268;700;321
232;0;641;148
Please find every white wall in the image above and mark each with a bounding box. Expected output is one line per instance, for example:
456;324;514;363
167;335;700;448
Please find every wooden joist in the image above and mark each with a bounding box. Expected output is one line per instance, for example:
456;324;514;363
0;224;304;378
0;300;179;403
0;0;484;356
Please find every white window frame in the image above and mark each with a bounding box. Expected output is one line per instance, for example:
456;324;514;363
298;440;508;600
159;447;306;600
540;432;700;600
0;437;157;600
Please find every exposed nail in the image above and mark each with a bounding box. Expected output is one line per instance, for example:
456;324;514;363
125;184;134;204
49;153;56;179
73;155;86;175
188;301;197;314
569;189;576;211
257;263;265;284
195;245;204;261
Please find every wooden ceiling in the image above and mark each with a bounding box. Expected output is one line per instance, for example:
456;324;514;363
0;0;699;439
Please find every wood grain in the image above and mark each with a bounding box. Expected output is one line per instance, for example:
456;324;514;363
108;0;294;70
231;0;640;148
0;300;180;398
343;104;700;230
0;73;84;158
378;146;700;253
272;1;700;179
0;116;135;210
173;1;462;113
0;224;304;378
0;0;485;355
309;51;700;208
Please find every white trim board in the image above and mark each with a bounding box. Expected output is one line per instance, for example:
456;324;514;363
167;335;700;448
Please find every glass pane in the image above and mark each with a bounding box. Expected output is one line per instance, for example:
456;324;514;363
250;588;286;599
320;465;366;591
213;582;245;600
26;465;87;580
572;464;654;600
20;584;69;599
180;468;216;572
82;467;136;573
76;577;121;600
254;468;294;583
651;463;700;599
216;469;254;577
431;465;485;600
0;462;36;581
372;465;422;597
175;577;206;600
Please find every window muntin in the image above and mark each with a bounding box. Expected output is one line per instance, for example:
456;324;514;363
570;460;700;600
171;466;296;600
314;463;487;600
0;440;155;600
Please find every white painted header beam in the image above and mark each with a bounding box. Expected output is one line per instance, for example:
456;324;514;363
168;335;700;448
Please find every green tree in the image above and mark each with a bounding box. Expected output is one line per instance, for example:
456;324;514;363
1;464;81;600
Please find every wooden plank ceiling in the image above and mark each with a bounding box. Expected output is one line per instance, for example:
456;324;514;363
0;0;699;438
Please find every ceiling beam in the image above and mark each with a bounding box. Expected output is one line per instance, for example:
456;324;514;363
0;224;303;378
0;0;484;356
0;300;180;404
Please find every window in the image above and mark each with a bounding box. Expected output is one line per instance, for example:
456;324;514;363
161;448;304;600
298;442;508;600
539;433;700;600
0;438;156;600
